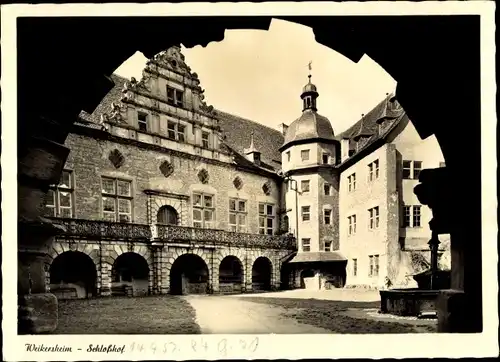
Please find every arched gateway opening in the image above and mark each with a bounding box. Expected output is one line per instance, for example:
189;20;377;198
219;256;244;294
50;251;97;299
252;257;272;291
300;269;315;289
170;254;209;295
111;252;150;297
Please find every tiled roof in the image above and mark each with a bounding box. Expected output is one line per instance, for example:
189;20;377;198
337;93;406;159
215;110;284;170
77;73;284;171
289;251;347;263
281;109;335;150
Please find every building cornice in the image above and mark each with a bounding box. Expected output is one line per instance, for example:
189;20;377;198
285;164;339;177
279;137;340;152
71;123;280;180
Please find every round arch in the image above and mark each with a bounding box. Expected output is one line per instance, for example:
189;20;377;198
252;256;273;292
157;205;179;225
170;253;209;295
111;252;150;297
300;269;315;289
219;255;244;294
49;251;97;299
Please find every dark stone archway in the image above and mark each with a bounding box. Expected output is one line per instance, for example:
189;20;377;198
219;255;244;294
111;252;150;296
300;269;315;289
170;253;209;295
50;251;97;299
252;256;273;291
15;13;483;334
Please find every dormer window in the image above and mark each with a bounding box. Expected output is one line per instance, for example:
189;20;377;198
167;121;186;142
166;86;184;108
202;131;210;148
137;112;148;132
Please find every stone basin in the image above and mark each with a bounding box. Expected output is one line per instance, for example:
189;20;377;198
379;288;440;317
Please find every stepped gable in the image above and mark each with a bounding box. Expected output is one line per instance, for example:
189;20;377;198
337;93;406;158
215;109;284;170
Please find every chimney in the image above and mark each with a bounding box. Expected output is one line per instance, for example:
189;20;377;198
277;123;289;136
341;138;350;162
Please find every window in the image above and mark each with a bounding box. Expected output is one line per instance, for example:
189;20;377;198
368;159;380;181
324;240;332;252
368;206;380;229
322;153;330;164
167;121;186;142
324;183;332;196
369;254;380;277
166;86;184;108
403;205;422;228
348;215;357;235
348;173;356;192
259;203;275;235
286;151;291;162
202;131;210;148
352;258;358;276
402;160;423;179
324;209;332;225
301;206;311;221
301;180;310;193
301;149;310;161
101;177;132;222
229;198;247;232
137;112;148;132
302;238;311;252
192;193;215;228
44;170;74;218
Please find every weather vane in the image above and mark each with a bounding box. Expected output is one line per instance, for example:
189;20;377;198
308;61;312;77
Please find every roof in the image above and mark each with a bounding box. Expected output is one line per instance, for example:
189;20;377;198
76;73;284;172
281;109;335;150
289;251;347;263
336;93;406;163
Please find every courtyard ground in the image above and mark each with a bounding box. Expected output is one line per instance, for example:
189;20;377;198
54;290;437;334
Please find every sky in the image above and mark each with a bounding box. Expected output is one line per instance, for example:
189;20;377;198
114;18;397;135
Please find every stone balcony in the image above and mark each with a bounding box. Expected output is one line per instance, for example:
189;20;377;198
49;218;296;250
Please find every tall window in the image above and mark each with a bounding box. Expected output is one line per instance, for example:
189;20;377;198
167;121;186;142
403;205;422;227
322;153;330;164
286;151;291;162
324;183;332;196
202;131;210;148
101;177;132;222
368;206;380;229
302;238;311;252
352;258;358;276
369;255;379;277
44;170;74;218
259;203;274;235
324;209;332;225
368;159;380;181
192;193;214;228
301;180;310;193
324;240;332;252
348;215;357;235
137;112;148;132
402;160;423;179
301;149;310;161
229;198;247;232
166;86;184;107
348;173;356;192
301;206;311;221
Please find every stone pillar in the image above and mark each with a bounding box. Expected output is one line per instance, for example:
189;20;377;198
151;243;165;295
210;250;219;294
99;245;111;296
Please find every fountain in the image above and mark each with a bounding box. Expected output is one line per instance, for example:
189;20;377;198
380;232;451;318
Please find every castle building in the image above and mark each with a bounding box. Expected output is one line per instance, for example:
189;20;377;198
45;46;449;299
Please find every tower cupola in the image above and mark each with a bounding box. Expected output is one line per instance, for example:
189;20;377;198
301;61;319;112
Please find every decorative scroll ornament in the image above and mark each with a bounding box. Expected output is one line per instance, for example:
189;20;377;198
233;176;243;190
101;101;127;124
198;169;209;184
159;161;174;178
109;149;125;169
262;181;272;195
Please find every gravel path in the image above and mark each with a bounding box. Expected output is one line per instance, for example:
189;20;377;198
185;295;332;334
